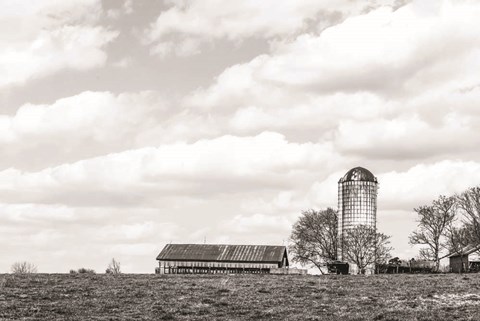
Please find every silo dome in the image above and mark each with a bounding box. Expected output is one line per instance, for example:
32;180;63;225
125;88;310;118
339;166;377;183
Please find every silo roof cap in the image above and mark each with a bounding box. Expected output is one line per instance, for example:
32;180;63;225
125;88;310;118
339;167;377;183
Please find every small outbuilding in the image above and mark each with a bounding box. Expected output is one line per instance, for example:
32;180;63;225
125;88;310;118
445;244;480;273
156;243;289;274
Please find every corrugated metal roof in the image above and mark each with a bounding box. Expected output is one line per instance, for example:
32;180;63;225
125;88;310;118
156;244;288;264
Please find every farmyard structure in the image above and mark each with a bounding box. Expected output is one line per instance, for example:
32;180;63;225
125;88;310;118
155;244;292;274
337;167;378;273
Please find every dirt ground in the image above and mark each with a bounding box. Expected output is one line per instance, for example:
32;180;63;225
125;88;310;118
1;273;479;320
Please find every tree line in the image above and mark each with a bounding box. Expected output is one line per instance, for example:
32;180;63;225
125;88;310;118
289;185;480;274
9;258;122;275
409;186;480;271
288;208;392;274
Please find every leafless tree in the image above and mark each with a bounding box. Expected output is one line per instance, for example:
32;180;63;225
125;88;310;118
446;223;472;273
456;186;480;245
106;258;121;274
343;225;392;274
289;208;337;274
409;195;456;271
10;261;37;274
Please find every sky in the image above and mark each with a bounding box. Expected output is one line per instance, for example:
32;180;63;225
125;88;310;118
2;0;480;273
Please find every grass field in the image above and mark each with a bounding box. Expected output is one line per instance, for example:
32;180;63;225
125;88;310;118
1;273;479;320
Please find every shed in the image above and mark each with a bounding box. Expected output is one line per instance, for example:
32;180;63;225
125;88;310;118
156;244;289;274
444;244;480;273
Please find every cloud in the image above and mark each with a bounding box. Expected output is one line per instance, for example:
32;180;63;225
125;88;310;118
0;203;184;272
222;213;292;235
144;0;404;57
0;0;118;88
255;2;480;93
188;1;480;97
334;111;478;160
3;0;480;273
111;57;133;68
0;132;342;206
379;160;480;210
106;0;134;19
0;91;169;170
309;160;480;213
183;0;480;160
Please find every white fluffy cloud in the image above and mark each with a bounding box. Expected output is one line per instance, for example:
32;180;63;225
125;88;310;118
184;1;480;160
187;1;480;100
0;132;342;272
0;132;341;206
309;160;480;213
4;0;480;272
334;111;478;159
144;0;403;57
0;0;118;88
0;91;170;170
256;2;480;92
0;203;183;273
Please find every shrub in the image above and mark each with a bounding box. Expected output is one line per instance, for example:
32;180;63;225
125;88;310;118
10;261;37;274
106;258;121;274
73;268;96;274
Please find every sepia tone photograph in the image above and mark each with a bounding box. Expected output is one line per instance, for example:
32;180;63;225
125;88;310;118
1;0;480;320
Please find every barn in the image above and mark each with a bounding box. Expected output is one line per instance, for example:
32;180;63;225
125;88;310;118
156;244;289;274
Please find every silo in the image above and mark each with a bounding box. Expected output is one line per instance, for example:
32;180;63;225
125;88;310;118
337;167;378;262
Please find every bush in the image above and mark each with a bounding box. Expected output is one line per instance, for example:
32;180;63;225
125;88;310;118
11;261;37;274
106;258;121;274
70;268;96;274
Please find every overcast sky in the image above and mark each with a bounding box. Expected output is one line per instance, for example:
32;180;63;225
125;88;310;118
2;0;480;273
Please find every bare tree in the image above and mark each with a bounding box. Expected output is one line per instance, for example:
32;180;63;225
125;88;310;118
446;223;473;273
106;258;121;274
11;261;37;274
289;208;337;274
456;186;480;245
409;195;456;271
343;225;392;274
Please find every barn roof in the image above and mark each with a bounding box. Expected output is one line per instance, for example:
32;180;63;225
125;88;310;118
156;244;288;265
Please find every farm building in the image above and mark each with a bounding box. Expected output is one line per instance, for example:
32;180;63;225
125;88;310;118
156;244;289;274
337;166;378;274
445;244;480;273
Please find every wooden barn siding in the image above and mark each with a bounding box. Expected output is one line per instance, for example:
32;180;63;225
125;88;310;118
450;256;469;273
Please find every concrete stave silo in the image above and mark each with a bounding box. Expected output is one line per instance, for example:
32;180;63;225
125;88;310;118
337;167;378;265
